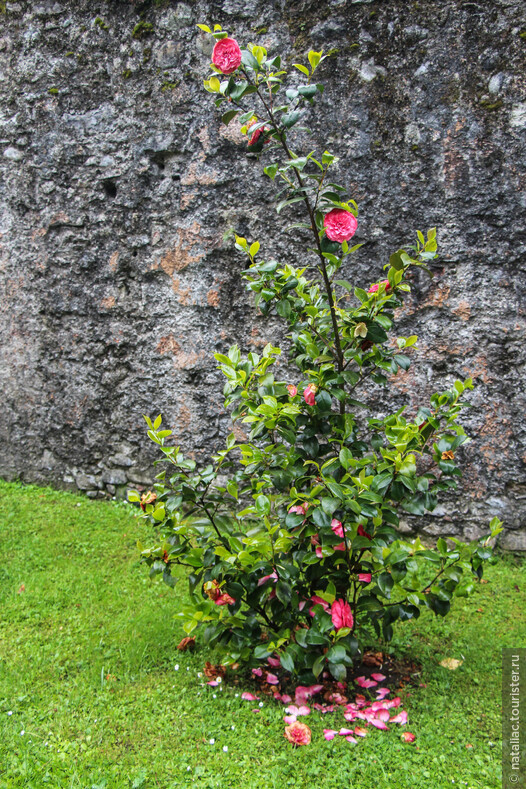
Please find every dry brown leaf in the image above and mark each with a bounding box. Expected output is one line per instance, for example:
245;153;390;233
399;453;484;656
439;657;463;670
177;636;196;652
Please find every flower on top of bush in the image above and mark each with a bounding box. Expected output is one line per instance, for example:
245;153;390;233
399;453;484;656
212;37;242;74
323;208;358;243
286;384;297;397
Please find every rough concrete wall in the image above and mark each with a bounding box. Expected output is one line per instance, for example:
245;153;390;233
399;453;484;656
0;0;524;547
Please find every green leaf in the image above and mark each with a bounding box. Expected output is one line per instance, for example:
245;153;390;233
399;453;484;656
281;111;301;128
312;654;325;677
222;109;239;125
328;661;347;682
292;63;310;77
264;163;279;180
312;507;331;529
280;650;295;673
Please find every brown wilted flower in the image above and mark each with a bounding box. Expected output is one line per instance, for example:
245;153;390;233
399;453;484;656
441;450;455;460
177;636;196;652
140;491;157;511
203;662;226;680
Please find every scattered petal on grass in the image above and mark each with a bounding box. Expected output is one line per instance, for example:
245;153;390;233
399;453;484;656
266;673;279;685
391;711;408;725
284;721;311;746
252;668;263;677
284;714;297;725
354;727;367;737
295;684;323;702
267;656;281;668
345;736;358;744
375;708;390;722
241;692;259;701
338;728;354;736
323;729;337;741
207;680;219;687
402;732;416;743
371;673;386;681
376;687;391;700
285;704;310;717
440;658;463;670
370;719;388;730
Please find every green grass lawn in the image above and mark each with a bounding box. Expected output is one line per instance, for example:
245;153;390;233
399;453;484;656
0;480;524;789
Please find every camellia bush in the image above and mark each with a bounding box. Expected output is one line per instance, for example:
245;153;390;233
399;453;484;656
129;26;502;685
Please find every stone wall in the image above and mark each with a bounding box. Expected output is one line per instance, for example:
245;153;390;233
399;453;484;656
0;0;524;548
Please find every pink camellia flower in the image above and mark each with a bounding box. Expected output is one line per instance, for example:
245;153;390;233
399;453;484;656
287;384;298;397
215;592;235;606
331;519;344;538
212;37;242;75
248;127;269;147
331;599;354;632
367;279;391;294
334;542;346;552
284;721;311;746
357;524;372;540
309;595;330;617
402;731;416;743
303;384;317;406
315;546;323;558
257;570;278;586
358;573;372;583
289;503;308;516
323;208;358;243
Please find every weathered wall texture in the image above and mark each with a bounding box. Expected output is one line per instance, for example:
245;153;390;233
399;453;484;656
0;0;525;547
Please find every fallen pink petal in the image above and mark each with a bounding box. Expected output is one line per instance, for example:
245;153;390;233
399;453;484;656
402;732;416;743
338;728;355;736
354;726;368;737
371;673;386;682
267;656;281;668
285;704;310;717
391;710;408;725
370;719;389;730
323;729;337;741
375;708;390;722
266;673;279;685
345;736;358;744
251;668;263;678
375;688;391;700
283;714;297;725
356;676;377;689
241;692;259;701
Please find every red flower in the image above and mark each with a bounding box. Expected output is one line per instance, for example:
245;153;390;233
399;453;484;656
212;37;242;75
358;573;372;583
368;279;391;294
303;384;317;406
284;721;311;746
331;599;353;631
323;209;358;243
287;384;298;397
215;592;236;606
357;524;372;540
248;127;269;147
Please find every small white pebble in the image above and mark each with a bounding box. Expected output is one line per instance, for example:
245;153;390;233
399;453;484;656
259;702;264;708
223;745;228;752
7;711;12;716
209;738;215;745
174;664;179;671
